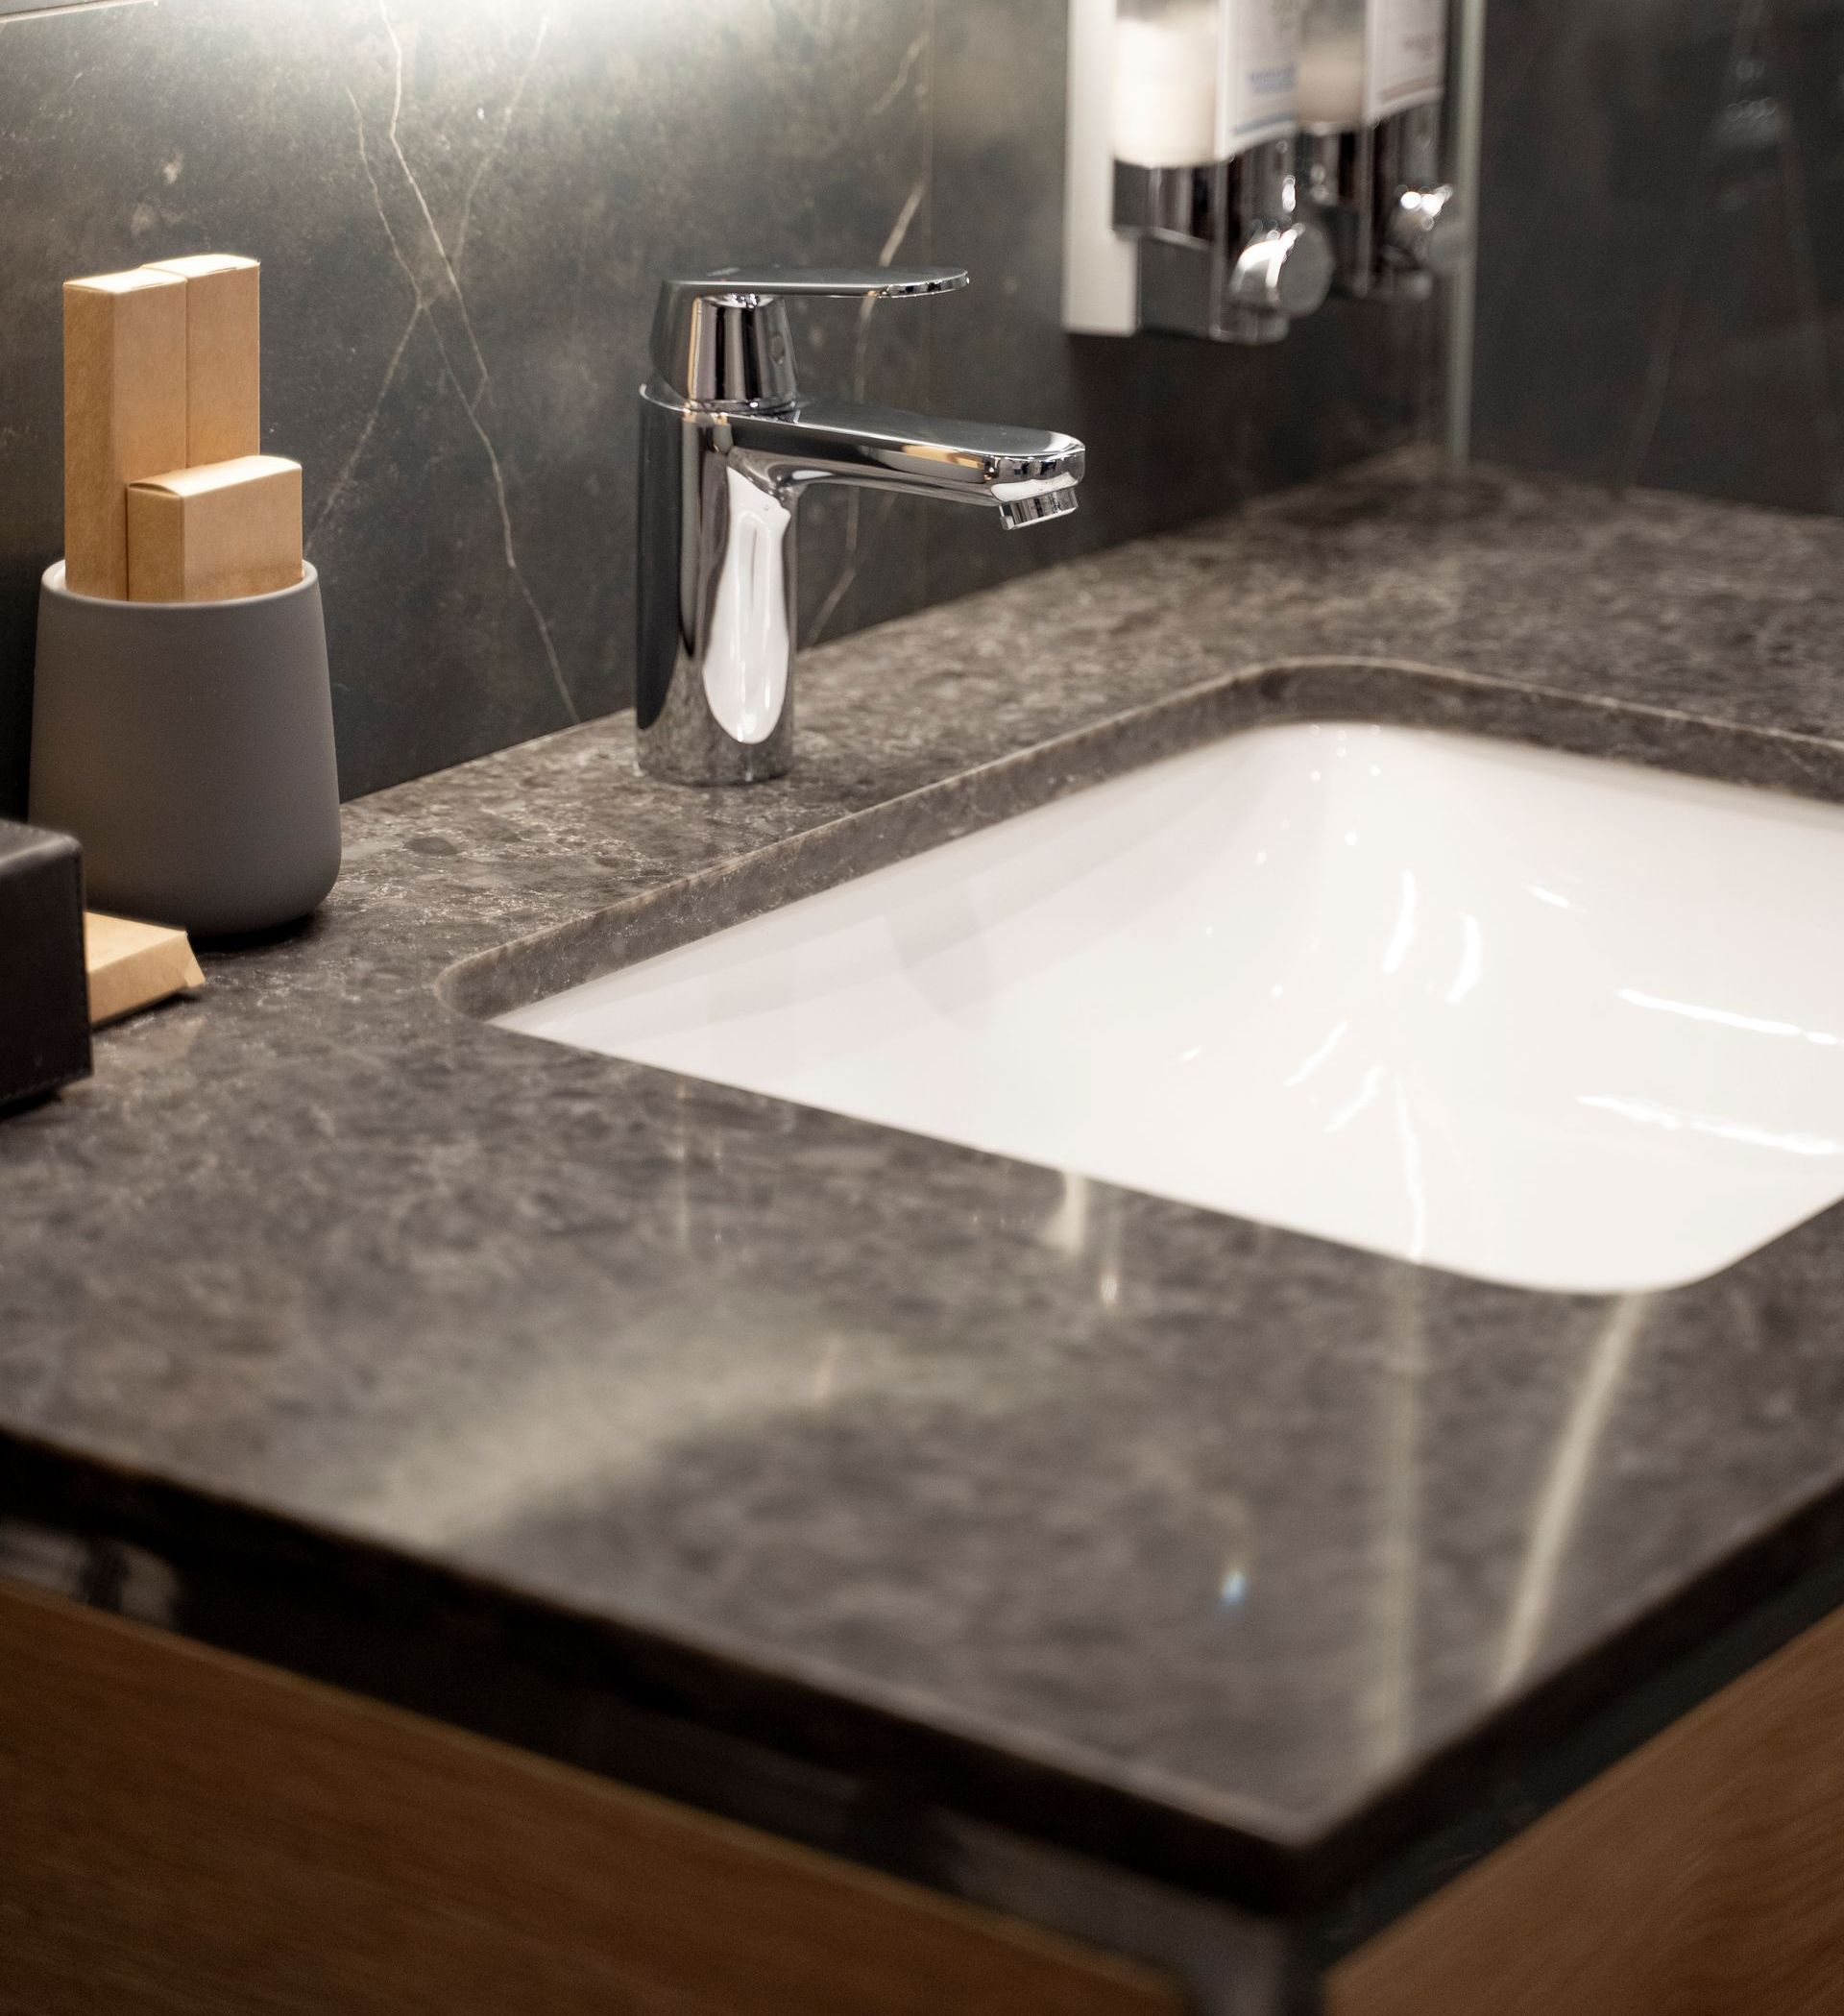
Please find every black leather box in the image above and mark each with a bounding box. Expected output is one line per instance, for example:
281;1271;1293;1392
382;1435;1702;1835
0;819;90;1112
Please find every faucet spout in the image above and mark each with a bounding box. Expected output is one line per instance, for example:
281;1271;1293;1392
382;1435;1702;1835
728;397;1084;527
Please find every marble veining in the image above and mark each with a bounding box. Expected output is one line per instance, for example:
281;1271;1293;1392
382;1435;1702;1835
0;0;1433;814
5;455;1844;1929
1475;0;1844;517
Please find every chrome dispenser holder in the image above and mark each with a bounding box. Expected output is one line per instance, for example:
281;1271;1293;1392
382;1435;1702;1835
1063;0;1331;343
1116;141;1332;345
1300;101;1466;301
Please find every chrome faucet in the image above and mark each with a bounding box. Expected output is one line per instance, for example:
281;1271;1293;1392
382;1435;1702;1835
635;267;1085;785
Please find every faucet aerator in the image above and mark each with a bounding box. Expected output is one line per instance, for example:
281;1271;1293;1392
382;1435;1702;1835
998;488;1080;531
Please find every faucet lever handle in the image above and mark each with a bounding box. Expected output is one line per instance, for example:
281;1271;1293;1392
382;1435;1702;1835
670;266;968;302
649;266;969;407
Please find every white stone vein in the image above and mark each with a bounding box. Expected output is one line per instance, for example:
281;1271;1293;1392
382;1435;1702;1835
805;178;929;647
377;0;496;407
340;69;578;725
307;304;424;555
454;11;552;278
314;85;430;564
866;26;927;119
803;554;856;651
865;177;928;365
0;0;152;23
307;283;422;555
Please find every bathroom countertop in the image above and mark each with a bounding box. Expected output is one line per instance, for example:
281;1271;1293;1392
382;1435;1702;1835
8;449;1844;1953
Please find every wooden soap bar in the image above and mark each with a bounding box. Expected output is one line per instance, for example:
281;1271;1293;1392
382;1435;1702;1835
141;254;261;465
63;268;189;599
127;454;303;604
85;911;204;1027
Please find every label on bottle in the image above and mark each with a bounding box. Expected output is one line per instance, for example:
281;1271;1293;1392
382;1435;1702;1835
1365;0;1445;121
1219;0;1303;153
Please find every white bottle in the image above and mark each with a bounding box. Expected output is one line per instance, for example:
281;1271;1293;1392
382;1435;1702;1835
1111;0;1220;168
1111;0;1303;169
1298;0;1447;132
1297;0;1367;130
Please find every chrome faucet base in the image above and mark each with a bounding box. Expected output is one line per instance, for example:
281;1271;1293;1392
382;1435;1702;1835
635;269;1084;787
638;706;794;788
636;391;799;788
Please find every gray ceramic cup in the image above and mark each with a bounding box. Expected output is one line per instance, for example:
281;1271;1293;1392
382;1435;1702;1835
30;562;341;937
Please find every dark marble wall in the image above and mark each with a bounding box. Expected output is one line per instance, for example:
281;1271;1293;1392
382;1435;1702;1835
1473;0;1844;516
0;0;1438;811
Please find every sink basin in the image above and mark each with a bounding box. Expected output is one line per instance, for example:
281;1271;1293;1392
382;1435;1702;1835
499;722;1844;1294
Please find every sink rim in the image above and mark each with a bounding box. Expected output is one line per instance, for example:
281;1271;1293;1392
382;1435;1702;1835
494;713;1844;1298
441;655;1844;1032
450;655;1844;1302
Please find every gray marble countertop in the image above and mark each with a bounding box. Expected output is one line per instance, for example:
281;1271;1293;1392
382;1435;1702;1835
7;449;1844;1924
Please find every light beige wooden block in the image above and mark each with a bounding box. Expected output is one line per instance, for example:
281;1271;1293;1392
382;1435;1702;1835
63;269;189;599
84;911;204;1027
127;454;303;604
141;254;261;465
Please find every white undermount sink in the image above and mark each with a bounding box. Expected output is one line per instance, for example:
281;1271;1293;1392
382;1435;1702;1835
499;722;1844;1295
